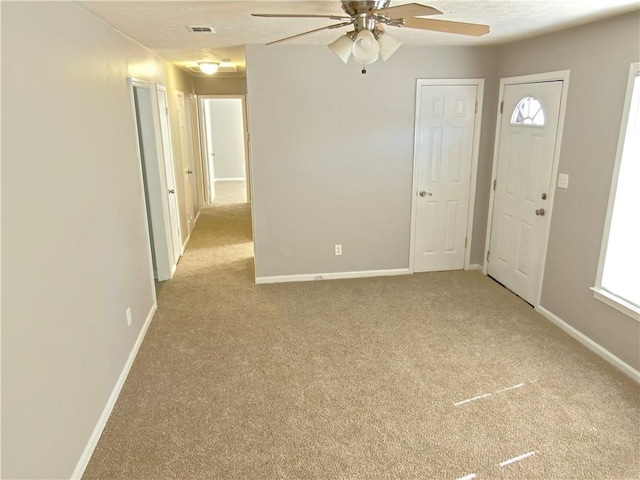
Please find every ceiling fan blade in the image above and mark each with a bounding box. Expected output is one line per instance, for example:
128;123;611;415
376;3;442;19
252;13;350;20
402;17;490;36
266;21;353;45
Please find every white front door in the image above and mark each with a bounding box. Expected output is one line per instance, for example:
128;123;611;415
176;91;195;233
413;83;479;272
488;81;564;304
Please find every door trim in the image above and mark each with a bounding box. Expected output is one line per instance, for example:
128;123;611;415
409;78;485;273
126;77;167;287
198;95;251;204
483;70;570;306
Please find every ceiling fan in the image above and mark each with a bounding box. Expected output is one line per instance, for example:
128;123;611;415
252;1;490;72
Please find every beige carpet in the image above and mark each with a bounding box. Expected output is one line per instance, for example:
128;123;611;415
211;180;247;205
84;201;639;479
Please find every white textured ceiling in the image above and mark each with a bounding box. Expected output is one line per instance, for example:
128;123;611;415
79;1;640;77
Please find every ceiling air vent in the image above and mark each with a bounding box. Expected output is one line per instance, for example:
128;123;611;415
186;26;216;34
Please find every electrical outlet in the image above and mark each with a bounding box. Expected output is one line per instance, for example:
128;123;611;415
126;307;132;327
335;244;342;256
558;173;569;189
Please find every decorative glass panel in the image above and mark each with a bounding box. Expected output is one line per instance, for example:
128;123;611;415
511;97;545;126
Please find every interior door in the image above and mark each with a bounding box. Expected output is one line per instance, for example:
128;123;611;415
176;91;195;232
156;87;182;266
413;84;478;272
488;81;563;304
199;99;214;203
188;93;205;209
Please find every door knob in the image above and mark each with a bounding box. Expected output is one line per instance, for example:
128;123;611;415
535;208;545;216
419;190;432;197
168;189;175;194
187;170;193;174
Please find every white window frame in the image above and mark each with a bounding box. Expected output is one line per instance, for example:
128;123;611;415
591;62;640;322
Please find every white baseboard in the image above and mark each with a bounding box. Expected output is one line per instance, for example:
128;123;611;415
71;304;157;479
181;232;191;255
536;305;640;383
468;264;483;271
214;177;245;182
255;268;410;285
194;209;201;223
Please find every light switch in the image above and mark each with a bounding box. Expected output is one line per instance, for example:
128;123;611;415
558;173;569;189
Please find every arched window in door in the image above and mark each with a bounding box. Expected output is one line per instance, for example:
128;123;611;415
511;96;545;126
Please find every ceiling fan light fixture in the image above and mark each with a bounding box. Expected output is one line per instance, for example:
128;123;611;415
352;29;379;65
253;1;490;71
328;34;354;64
198;62;219;75
377;32;402;62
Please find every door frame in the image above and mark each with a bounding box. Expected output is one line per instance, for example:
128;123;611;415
483;70;570;306
198;95;252;204
409;78;485;273
127;77;172;285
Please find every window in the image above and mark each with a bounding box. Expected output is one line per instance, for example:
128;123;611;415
511;96;545;126
593;63;640;321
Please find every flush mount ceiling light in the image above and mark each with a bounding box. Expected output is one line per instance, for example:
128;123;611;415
198;62;219;75
253;1;490;74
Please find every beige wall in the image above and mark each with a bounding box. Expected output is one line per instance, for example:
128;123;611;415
195;76;247;95
1;2;194;478
498;11;640;370
246;44;499;278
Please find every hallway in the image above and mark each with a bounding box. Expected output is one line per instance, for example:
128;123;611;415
84;198;256;478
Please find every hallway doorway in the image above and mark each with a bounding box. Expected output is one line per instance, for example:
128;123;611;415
128;78;177;283
199;96;251;205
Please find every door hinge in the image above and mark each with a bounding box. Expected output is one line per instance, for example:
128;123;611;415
475;101;478;114
500;101;504;114
487;250;490;261
465;237;468;248
493;179;497;190
166;107;169;115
